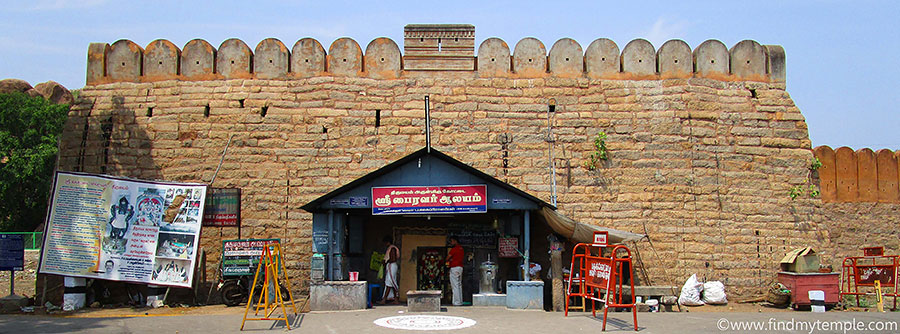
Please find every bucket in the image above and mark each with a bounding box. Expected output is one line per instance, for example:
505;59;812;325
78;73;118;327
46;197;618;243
646;299;659;312
349;271;359;281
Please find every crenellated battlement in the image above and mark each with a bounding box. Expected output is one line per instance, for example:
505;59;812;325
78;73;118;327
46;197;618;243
85;24;785;85
814;146;900;203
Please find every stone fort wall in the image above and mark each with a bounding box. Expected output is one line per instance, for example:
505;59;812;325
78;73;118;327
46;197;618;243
60;27;895;297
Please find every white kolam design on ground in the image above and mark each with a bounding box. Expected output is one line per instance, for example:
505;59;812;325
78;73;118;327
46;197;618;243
373;315;476;331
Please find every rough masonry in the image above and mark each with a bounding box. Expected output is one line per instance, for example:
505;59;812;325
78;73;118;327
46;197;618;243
58;25;898;297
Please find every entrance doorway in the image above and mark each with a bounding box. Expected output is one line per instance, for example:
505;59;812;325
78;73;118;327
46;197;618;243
399;234;446;302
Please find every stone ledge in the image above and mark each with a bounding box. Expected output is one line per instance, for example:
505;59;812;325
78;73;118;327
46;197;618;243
407;290;441;312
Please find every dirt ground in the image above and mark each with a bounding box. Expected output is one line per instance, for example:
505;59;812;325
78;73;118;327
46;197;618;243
0;250;40;298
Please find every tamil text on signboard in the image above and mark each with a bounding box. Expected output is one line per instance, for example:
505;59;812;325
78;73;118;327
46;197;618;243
38;171;206;288
222;239;280;276
593;231;608;247
0;234;24;271
203;188;240;227
372;185;487;215
499;237;519;258
585;257;614;290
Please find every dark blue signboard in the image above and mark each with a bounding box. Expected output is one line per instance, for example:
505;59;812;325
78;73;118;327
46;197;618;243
0;234;25;271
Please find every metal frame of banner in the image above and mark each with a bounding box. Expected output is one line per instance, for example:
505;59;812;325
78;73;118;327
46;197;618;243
240;242;298;330
564;242;637;331
840;247;899;311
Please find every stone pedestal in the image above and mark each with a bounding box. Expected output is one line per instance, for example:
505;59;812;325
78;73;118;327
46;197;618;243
506;281;543;310
406;290;441;312
0;295;27;313
473;293;506;306
309;281;366;311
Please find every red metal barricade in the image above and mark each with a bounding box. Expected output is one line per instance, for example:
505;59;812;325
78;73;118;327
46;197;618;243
564;243;637;331
841;247;899;310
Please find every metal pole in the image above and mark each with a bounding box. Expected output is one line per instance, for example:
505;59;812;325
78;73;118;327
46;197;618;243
548;108;557;206
210;134;234;186
425;96;431;153
327;209;334;281
524;210;531;280
8;270;13;296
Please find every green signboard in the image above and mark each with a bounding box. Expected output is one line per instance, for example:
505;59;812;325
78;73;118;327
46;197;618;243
221;238;279;276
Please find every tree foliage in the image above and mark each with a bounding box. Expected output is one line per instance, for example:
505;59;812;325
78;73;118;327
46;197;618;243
0;92;69;231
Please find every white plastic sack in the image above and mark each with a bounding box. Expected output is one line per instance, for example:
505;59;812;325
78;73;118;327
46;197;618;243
702;281;728;305
678;274;705;306
62;293;85;311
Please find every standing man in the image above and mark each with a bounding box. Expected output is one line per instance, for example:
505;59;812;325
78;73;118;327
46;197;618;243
445;236;464;306
381;236;400;304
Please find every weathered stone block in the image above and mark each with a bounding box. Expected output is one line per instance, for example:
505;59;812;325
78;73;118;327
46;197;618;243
657;40;692;78
506;281;543;310
835;146;858;202
621;39;656;77
143;39;180;80
106;39;142;82
478;38;511;77
814;146;837;202
585;38;619;78
86;43;109;85
407;290;441;312
548;38;583;78
309;281;366;311
513;38;547;78
730;40;767;81
217;39;252;79
693;40;729;77
292;38;326;78
857;148;878;202
365;38;401;79
328;38;363;76
473;293;506;306
254;38;289;79
876;149;899;203
765;45;786;83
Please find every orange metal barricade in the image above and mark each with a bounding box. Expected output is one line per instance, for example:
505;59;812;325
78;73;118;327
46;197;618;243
564;243;637;331
841;247;899;310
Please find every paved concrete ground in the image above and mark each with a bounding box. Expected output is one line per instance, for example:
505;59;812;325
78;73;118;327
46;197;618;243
1;305;900;333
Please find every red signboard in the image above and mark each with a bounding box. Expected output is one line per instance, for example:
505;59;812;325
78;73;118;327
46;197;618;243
593;231;608;247
372;185;487;215
855;265;896;285
499;237;519;258
585;256;614;289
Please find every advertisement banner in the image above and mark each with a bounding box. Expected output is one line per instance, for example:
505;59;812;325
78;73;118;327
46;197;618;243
222;239;280;276
202;188;241;227
371;185;487;215
38;171;206;288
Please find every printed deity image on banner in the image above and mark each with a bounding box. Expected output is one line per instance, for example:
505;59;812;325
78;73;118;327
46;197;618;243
152;259;190;283
104;193;133;254
135;188;165;226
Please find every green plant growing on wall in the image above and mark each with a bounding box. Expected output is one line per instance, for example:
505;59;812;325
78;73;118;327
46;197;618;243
789;158;822;200
583;131;608;171
809;157;822;171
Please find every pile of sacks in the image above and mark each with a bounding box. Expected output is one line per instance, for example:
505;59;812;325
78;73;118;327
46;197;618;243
678;274;727;306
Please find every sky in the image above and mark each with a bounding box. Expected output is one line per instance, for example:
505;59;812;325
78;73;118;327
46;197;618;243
0;1;897;150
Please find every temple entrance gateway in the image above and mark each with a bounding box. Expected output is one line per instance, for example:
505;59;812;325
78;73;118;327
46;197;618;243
302;148;552;304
